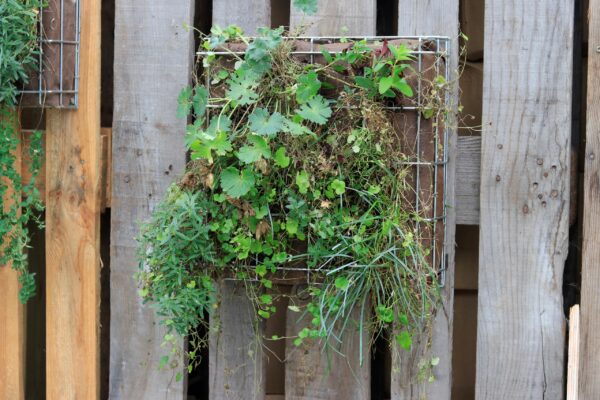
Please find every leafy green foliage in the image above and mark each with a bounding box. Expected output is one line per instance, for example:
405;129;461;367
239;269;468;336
139;26;451;378
296;95;332;125
0;1;44;303
296;71;321;104
249;108;285;137
237;135;271;163
220;167;256;198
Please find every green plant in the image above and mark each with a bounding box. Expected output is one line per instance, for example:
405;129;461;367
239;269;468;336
137;26;451;374
0;0;45;303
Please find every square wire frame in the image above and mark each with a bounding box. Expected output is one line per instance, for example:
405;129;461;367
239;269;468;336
19;0;81;108
197;35;451;286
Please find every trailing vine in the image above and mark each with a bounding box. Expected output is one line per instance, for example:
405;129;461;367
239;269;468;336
0;0;45;303
137;25;452;379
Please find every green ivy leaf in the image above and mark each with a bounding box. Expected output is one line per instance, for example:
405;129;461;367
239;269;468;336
293;0;318;15
296;95;332;125
237;135;272;164
296;171;310;194
249;108;285;137
396;331;412;350
220;167;256;198
274;147;290;168
177;86;193;118
296;71;321;103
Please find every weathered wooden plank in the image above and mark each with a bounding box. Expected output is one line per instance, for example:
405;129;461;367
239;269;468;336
391;2;459;399
285;291;370;400
284;7;375;399
476;1;573;398
0;119;25;400
207;11;270;400
22;129;110;208
109;1;194;399
45;0;102;397
456;136;480;225
289;0;376;36
580;0;600;396
567;305;579;400
209;280;266;399
213;0;270;32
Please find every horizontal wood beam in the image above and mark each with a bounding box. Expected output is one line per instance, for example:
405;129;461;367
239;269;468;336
22;130;482;222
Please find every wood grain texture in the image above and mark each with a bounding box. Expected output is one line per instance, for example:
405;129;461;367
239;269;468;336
285;9;375;399
567;305;579;400
213;0;270;32
0;123;24;400
290;0;376;36
208;12;269;400
109;1;194;399
456;136;480;225
392;2;459;399
45;0;102;397
476;1;573;399
22;129;110;208
209;280;266;400
579;0;600;396
285;291;370;400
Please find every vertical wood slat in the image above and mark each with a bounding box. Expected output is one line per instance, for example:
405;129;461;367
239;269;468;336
109;1;194;399
567;305;579;400
286;5;375;399
289;0;376;36
580;0;600;395
45;0;102;397
392;2;459;399
209;281;266;400
209;6;270;398
212;0;270;31
476;1;573;399
285;293;370;400
0;119;25;400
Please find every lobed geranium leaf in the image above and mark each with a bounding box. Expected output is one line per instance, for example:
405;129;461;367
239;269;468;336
296;71;321;104
220;167;255;198
237;135;272;164
249;108;285;137
274;147;290;168
296;171;310;194
227;71;259;105
296;95;332;125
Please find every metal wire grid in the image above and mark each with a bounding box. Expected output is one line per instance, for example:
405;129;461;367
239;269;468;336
197;36;451;286
19;0;81;108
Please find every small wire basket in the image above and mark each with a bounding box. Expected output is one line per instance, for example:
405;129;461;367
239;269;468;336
19;0;80;108
197;35;451;286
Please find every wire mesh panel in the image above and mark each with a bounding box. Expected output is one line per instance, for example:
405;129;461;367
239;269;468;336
198;36;450;285
19;0;80;108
